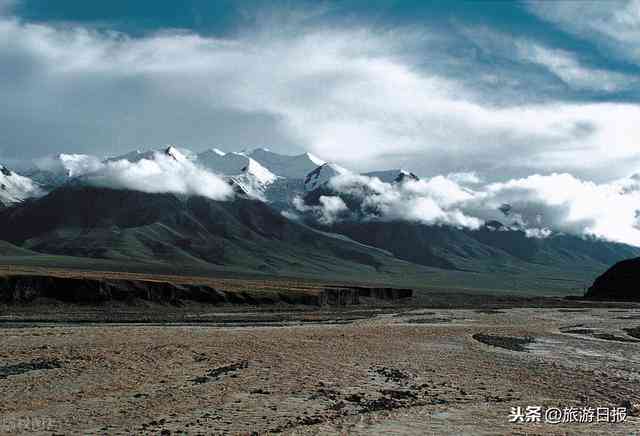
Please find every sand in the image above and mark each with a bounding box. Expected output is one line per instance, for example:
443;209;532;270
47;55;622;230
2;307;640;435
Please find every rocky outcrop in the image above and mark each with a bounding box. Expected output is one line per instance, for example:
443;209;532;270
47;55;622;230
584;257;640;301
350;286;413;300
0;274;413;306
321;286;413;305
0;275;230;305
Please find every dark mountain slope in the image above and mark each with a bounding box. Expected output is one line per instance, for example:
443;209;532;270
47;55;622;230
322;221;640;276
328;221;491;271
301;182;640;274
2;186;637;296
0;186;398;276
466;226;640;269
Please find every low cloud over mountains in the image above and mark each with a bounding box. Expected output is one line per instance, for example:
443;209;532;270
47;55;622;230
297;170;640;246
4;146;640;247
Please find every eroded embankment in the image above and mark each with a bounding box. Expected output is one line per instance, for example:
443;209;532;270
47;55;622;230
0;274;412;306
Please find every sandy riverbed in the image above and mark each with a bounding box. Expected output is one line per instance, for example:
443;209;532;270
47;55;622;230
2;307;640;435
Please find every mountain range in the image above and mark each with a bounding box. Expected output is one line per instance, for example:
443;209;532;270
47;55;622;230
1;146;638;295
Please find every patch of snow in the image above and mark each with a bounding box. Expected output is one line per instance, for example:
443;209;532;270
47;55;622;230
0;164;43;206
197;149;278;199
364;169;419;184
304;163;349;191
248;148;325;179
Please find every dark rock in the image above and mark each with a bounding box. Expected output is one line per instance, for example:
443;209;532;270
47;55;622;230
472;333;535;352
0;358;62;379
625;327;640;340
381;389;417;400
370;366;411;383
359;397;404;413
405;317;451;324
585;257;640;301
620;399;640;417
190;376;210;385
0;273;412;307
344;393;364;403
191;361;248;384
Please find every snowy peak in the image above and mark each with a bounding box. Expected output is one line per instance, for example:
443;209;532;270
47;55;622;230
210;148;226;157
106;145;190;164
164;145;188;162
393;170;420;184
24;153;102;189
248;148;325;179
241;158;278;185
364;169;420;184
0;164;42;206
304;163;349;191
305;152;326;167
106;149;154;163
196;149;277;199
197;150;276;184
499;203;513;217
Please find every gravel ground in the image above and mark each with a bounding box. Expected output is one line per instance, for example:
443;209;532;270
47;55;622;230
2;307;640;435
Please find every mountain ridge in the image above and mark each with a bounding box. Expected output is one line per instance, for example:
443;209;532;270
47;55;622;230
0;185;404;277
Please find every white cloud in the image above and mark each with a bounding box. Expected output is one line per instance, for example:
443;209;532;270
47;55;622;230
35;154;103;177
473;173;640;245
292;194;348;224
446;172;482;185
319;173;483;229
303;172;640;246
527;0;640;63
515;41;635;92
0;17;639;181
50;151;235;201
317;195;348;224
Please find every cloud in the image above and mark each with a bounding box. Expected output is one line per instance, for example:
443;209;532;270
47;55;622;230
0;15;639;182
44;150;235;201
292;194;348;225
468;174;640;245
515;41;636;92
0;0;17;15
297;173;483;229
34;154;103;177
446;172;482;185
300;172;640;246
526;0;640;64
316;196;348;224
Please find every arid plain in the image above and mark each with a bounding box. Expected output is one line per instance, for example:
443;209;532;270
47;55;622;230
3;304;640;435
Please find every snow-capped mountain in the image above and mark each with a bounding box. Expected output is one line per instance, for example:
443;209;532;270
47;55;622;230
22;153;102;189
248;148;325;179
105;149;154;163
197;149;277;185
364;169;419;184
106;145;189;163
0;164;42;206
196;149;278;199
9;145;424;208
304;163;349;191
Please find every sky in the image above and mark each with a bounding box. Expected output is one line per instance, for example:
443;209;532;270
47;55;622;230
0;0;639;182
